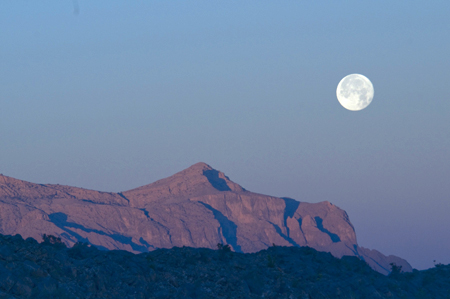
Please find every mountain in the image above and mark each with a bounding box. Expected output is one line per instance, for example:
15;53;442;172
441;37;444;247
0;162;411;274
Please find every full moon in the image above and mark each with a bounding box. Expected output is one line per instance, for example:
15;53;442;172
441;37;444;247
336;74;374;111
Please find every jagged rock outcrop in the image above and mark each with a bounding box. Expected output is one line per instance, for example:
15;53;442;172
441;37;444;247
0;162;411;274
0;234;448;299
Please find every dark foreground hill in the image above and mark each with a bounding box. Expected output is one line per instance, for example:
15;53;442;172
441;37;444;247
0;234;448;299
0;162;410;275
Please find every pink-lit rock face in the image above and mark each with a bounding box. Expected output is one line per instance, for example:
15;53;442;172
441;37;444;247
0;163;411;275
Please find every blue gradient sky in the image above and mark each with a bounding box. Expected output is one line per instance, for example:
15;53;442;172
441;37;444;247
1;1;449;270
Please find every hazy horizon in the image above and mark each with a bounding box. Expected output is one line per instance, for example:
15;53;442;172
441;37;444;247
1;1;449;270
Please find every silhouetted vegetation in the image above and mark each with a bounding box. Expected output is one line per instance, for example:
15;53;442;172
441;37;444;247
42;234;65;248
267;254;276;268
0;234;449;298
434;260;445;268
217;243;231;252
389;262;403;277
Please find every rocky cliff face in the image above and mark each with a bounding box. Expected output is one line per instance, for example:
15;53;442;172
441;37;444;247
0;162;411;274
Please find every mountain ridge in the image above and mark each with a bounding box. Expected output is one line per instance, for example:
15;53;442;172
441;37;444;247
0;163;411;275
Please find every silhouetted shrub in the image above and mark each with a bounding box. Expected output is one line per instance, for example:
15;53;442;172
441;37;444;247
389;263;402;277
217;243;231;252
67;241;96;259
72;241;90;249
434;260;444;268
42;234;65;248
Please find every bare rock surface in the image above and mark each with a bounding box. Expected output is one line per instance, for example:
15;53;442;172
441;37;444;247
0;163;411;275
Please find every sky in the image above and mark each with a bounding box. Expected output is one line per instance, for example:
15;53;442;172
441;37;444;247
1;0;449;270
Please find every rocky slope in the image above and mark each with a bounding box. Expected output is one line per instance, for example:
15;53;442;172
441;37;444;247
0;234;448;299
0;162;411;274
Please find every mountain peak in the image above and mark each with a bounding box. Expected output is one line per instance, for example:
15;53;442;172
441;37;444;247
122;162;245;207
0;164;412;275
178;162;214;175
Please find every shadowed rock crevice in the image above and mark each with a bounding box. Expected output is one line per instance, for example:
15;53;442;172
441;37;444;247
314;217;341;243
357;249;390;274
179;218;194;245
49;212;148;252
297;218;306;243
202;169;231;191
50;222;109;251
140;208;150;219
139;237;155;249
349;244;360;256
281;197;300;238
269;221;300;247
117;192;130;205
198;202;241;252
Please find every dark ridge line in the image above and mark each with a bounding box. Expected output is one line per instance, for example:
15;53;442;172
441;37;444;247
179;218;194;245
117;192;130;205
297;218;308;245
80;199;123;207
362;253;390;274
